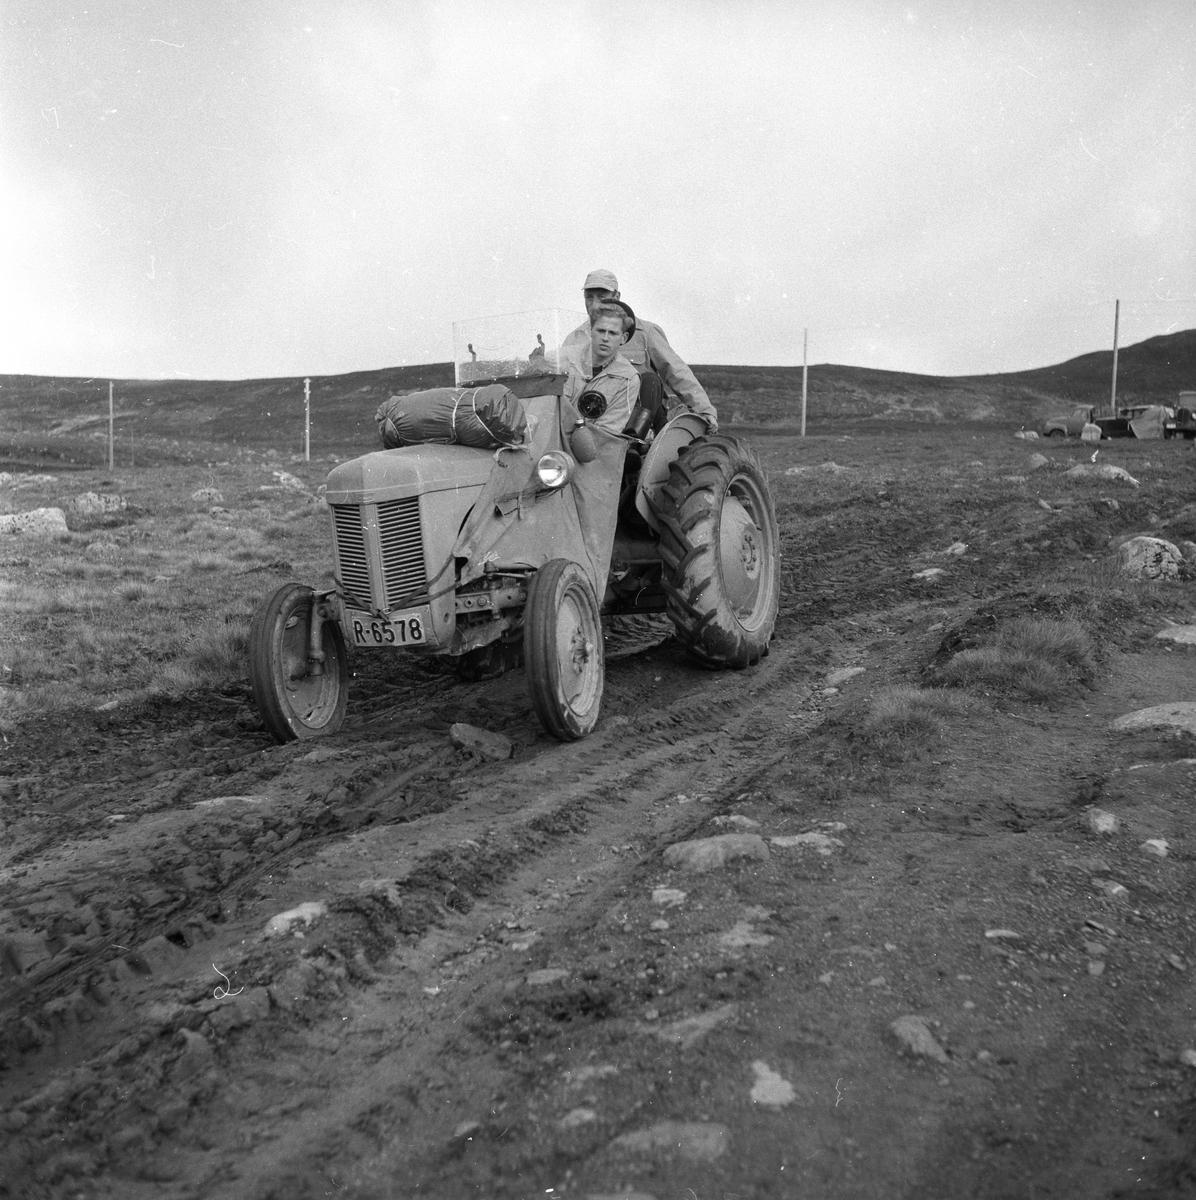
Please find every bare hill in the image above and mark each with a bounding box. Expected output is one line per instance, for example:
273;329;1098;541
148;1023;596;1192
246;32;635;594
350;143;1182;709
2;329;1193;468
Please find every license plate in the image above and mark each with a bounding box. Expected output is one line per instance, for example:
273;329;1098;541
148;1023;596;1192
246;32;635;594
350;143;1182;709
346;607;430;648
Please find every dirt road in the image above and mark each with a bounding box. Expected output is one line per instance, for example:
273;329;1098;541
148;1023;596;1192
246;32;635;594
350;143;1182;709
3;428;1196;1199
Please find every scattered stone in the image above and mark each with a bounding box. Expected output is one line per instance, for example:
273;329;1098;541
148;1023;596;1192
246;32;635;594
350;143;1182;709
1117;537;1183;580
717;921;774;951
890;1015;949;1064
1179;1049;1196;1068
452;1120;481;1140
943;541;968;556
826;666;865;686
784;461;854;477
1181;541;1196;562
912;568;945;580
1156;625;1196;645
272;470;309;493
652;1004;737;1049
770;832;843;855
1084;809;1120;835
449;722;513;761
1028;452;1049;468
749;1061;795;1108
1013;430;1039;441
651;887;687;907
1066;462;1139;487
94;699;119;712
1085;941;1107;957
983;929;1021;941
559;1107;597;1129
1088;960;1106;977
83;540;121;559
649;919;670;932
1112;703;1196;738
69;491;127;515
868;975;887;987
1093;878;1129;899
712;814;760;830
527;968;570;986
565;1064;619;1085
1167;954;1186;971
263;901;328;938
1080;423;1102;442
661;834;769;873
190;487;223;503
1141;839;1169;858
1002;475;1027;483
817;971;834;985
0;507;68;536
611;1121;730;1162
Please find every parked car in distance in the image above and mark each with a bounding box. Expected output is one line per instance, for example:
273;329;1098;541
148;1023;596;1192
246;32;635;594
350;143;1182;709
1042;404;1179;440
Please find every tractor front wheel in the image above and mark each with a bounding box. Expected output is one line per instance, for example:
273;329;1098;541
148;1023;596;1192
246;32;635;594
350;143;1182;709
524;560;604;741
249;583;348;742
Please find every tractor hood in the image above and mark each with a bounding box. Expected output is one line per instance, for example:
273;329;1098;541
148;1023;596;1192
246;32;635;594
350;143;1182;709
324;445;495;505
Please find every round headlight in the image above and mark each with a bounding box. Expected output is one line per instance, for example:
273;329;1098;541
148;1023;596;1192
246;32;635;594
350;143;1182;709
536;451;576;489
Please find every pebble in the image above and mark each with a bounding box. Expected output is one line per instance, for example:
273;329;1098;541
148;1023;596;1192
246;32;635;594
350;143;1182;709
826;666;866;686
652;1004;737;1049
526;968;570;986
1084;941;1107;957
263;901;328;938
559;1107;597;1129
661;834;769;873
1167;954;1186;972
712;814;760;830
1179;1050;1196;1068
651;887;687;907
453;1120;481;1139
190;487;223;503
449;722;513;761
890;1015;949;1064
942;542;968;556
749;1062;795;1107
912;568;945;580
818;972;834;986
611;1121;730;1161
770;832;842;855
717;921;774;951
1141;839;1169;858
1093;879;1129;899
1084;809;1120;835
984;929;1021;941
649;919;670;931
1088;960;1106;977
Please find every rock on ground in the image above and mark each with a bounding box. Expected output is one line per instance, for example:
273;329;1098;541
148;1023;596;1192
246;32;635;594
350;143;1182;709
190;487;224;503
69;492;127;515
661;834;769;873
1117;537;1183;580
1084;808;1120;835
749;1061;796;1107
449;723;513;761
611;1120;730;1162
1112;702;1196;737
890;1015;949;1063
0;507;68;536
1156;625;1196;645
1066;462;1139;487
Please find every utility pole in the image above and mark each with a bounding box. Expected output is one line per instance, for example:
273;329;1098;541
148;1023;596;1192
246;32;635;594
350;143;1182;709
304;378;311;461
1110;299;1120;417
108;381;114;471
800;328;809;437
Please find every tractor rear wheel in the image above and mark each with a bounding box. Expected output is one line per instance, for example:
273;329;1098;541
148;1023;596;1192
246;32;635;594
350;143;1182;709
524;560;604;740
657;435;780;669
249;583;348;742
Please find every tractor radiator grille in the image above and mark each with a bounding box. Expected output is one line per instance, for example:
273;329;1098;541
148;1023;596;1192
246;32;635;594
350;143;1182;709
377;496;426;607
330;498;426;612
331;504;373;608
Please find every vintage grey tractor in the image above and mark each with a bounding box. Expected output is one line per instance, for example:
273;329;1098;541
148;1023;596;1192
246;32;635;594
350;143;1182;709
248;310;780;743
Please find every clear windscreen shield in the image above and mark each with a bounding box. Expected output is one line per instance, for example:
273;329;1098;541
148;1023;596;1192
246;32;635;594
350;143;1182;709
452;309;588;386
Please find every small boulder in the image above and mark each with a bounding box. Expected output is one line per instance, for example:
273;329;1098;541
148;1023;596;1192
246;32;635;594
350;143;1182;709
1066;463;1139;487
191;487;223;503
526;968;570;986
1080;423;1102;442
771;832;842;855
1112;702;1196;738
1028;452;1050;469
1156;625;1196;645
0;507;68;536
449;722;512;761
749;1061;796;1107
272;470;309;493
69;492;127;515
661;833;769;873
1117;537;1183;580
826;666;865;686
1084;808;1120;835
263;901;328;938
890;1014;949;1063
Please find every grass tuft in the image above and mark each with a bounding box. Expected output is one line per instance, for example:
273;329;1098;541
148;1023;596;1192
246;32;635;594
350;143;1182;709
938;615;1095;702
856;685;976;760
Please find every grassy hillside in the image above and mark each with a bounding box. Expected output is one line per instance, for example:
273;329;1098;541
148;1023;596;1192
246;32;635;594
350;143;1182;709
2;330;1193;468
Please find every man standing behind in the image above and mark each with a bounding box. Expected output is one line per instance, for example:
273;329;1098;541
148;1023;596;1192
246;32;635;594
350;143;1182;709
563;268;719;433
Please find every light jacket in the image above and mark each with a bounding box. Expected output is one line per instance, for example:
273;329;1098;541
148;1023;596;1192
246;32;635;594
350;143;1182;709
562;352;640;435
562;317;719;431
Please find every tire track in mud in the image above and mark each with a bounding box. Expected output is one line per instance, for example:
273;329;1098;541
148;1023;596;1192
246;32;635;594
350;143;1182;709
0;623;842;1194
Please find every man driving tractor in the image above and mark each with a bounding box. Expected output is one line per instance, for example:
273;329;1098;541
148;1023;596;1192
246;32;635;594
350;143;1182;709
562;268;719;433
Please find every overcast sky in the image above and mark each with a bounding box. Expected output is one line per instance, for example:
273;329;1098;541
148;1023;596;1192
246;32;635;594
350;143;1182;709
1;1;1193;381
